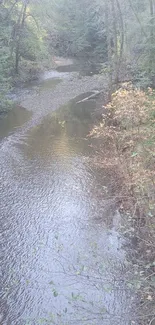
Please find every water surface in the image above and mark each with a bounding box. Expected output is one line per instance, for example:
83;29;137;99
0;73;133;325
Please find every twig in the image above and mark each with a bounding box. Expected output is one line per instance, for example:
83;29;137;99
136;235;155;248
149;317;155;325
144;272;155;282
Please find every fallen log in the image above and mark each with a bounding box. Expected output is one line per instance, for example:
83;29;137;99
76;90;103;104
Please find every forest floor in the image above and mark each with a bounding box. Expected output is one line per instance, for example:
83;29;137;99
89;83;155;325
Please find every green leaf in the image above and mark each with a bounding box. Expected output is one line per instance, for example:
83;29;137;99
131;152;138;157
148;211;153;217
52;289;58;297
150;276;155;287
76;271;81;275
127;282;133;289
49;280;54;285
100;307;107;313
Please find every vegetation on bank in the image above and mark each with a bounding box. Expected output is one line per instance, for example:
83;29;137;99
0;0;50;112
90;84;155;324
0;0;155;112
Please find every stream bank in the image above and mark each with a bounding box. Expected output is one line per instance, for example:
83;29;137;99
89;84;155;325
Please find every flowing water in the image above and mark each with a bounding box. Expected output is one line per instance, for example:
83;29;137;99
0;68;134;325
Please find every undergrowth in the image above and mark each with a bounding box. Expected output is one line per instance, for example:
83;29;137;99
90;83;155;325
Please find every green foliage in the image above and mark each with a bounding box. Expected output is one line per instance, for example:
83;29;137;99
0;0;49;112
47;0;107;61
45;0;155;86
121;0;155;85
0;3;13;111
0;0;155;112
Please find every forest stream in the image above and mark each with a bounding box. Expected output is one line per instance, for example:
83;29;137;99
0;64;135;325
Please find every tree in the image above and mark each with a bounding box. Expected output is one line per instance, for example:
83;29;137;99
1;0;155;113
47;0;107;61
0;1;14;111
0;0;49;111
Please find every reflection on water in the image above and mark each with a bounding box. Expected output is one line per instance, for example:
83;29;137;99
35;78;62;91
0;95;133;325
56;62;101;76
0;106;32;139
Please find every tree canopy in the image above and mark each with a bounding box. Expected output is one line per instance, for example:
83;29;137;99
0;0;155;111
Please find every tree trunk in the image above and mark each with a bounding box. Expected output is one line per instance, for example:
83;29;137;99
110;0;118;84
105;3;113;101
115;0;124;81
15;41;20;74
15;1;28;74
149;0;154;74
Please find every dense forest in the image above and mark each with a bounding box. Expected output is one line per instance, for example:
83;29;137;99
0;0;155;111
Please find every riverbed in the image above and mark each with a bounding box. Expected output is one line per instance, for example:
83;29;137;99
0;66;135;325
